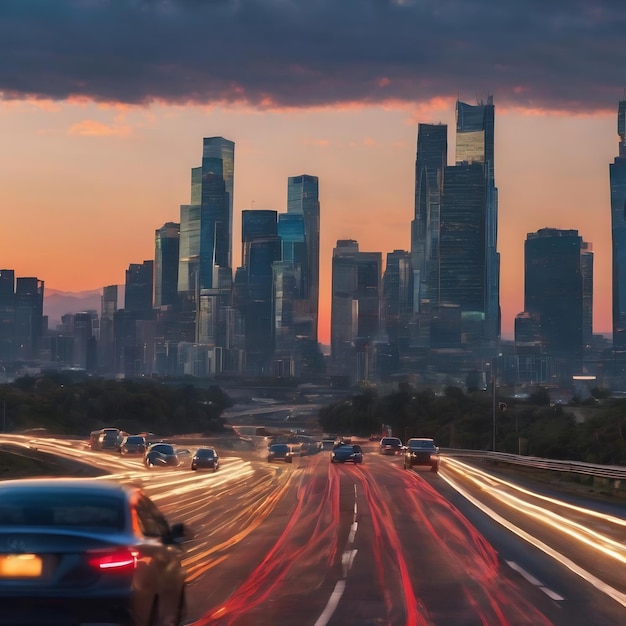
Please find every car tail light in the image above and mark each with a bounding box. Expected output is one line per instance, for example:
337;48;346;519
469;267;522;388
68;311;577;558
87;548;138;573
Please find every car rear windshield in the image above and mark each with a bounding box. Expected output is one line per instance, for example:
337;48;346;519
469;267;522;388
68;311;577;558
0;492;125;530
409;440;436;449
126;436;144;444
381;438;401;445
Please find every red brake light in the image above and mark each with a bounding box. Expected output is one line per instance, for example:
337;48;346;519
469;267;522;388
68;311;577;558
87;548;138;573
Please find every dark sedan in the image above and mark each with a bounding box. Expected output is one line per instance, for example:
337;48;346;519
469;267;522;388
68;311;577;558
331;444;363;464
118;435;147;456
143;442;180;469
0;478;191;626
267;443;294;463
191;447;220;471
404;437;440;472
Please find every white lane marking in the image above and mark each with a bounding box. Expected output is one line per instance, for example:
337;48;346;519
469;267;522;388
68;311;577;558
315;482;360;626
314;581;346;626
441;472;626;608
506;560;564;601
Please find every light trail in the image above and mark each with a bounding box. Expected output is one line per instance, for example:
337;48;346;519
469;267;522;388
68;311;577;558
440;460;626;609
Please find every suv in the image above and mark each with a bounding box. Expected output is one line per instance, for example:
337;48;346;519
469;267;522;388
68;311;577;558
379;437;403;455
404;438;439;472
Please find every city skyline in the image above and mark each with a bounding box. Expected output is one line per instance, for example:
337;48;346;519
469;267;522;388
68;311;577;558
0;2;621;344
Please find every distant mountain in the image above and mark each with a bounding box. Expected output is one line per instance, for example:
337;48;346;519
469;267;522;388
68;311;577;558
44;288;122;328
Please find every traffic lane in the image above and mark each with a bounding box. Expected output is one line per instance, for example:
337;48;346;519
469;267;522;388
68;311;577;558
327;455;554;626
192;452;347;625
428;457;626;625
440;458;626;604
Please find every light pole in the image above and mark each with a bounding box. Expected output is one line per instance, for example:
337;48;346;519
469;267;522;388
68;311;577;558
491;353;502;451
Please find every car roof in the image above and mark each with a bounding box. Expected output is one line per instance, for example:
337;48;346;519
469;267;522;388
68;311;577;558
0;478;135;498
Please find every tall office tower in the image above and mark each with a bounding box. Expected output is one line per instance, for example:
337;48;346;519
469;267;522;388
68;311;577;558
154;222;180;308
125;261;154;320
73;311;97;372
610;100;626;348
524;228;592;367
14;277;44;359
0;270;15;361
99;285;117;373
383;250;413;370
456;97;500;346
178;137;234;297
436;163;488;348
411;124;447;314
330;240;382;382
238;210;281;375
287;175;320;342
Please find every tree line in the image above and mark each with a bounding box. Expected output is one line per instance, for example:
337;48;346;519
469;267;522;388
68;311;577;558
319;386;626;466
0;371;233;437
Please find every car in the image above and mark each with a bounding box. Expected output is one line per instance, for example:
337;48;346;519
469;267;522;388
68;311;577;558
118;435;147;456
379;436;403;455
404;437;440;472
99;427;122;451
0;477;191;626
331;443;363;464
143;442;181;469
267;443;294;463
191;447;220;471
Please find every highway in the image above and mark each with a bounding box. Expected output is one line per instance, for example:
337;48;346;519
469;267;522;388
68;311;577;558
1;434;626;625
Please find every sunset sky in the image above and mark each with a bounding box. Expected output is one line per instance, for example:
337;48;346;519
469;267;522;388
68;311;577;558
0;1;624;344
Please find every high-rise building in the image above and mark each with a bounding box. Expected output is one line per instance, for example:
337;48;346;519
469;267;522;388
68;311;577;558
0;270;15;360
383;250;413;354
178;137;234;297
610;100;626;348
455;97;500;345
154;222;180;308
125;261;154;320
411;124;447;314
99;285;118;373
287;175;320;342
238;210;281;375
330;240;382;381
523;228;592;366
14;277;44;360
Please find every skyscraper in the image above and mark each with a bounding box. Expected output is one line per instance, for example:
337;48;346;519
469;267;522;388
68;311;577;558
330;240;382;381
455;97;500;345
125;261;154;320
287;175;320;342
154;222;180;309
610;100;626;348
523;228;592;365
411;124;447;313
14;277;44;360
178;137;234;297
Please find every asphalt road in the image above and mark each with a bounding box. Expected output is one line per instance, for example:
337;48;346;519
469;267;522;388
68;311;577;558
1;435;626;626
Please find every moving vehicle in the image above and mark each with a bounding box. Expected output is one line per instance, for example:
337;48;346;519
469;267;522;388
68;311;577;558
331;443;363;464
143;442;181;469
0;477;191;626
379;436;403;455
404;437;440;472
267;443;294;463
99;427;123;451
191;447;220;471
118;435;147;456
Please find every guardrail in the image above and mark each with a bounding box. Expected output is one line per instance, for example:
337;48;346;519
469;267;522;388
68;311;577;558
441;448;626;482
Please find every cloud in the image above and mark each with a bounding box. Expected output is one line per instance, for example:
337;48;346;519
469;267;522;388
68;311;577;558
0;0;624;113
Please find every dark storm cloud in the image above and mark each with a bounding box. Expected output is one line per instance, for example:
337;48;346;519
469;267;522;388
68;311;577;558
1;0;625;111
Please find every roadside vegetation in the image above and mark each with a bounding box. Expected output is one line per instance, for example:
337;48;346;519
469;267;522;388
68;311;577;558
319;385;626;466
0;371;233;437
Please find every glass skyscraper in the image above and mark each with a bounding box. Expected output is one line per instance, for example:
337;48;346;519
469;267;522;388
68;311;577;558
455;97;500;346
287;175;320;342
411;123;447;314
524;228;591;364
610;100;626;348
178;137;234;297
154;222;180;308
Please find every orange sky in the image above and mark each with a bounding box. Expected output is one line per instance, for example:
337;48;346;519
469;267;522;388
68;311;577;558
0;98;616;344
